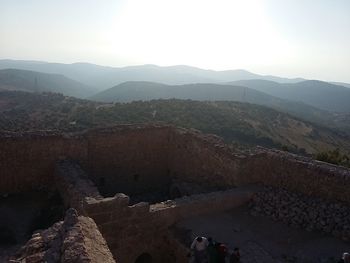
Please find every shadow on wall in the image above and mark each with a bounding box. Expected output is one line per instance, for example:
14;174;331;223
0;191;64;252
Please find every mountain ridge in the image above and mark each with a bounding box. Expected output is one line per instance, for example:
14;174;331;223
229;79;350;113
0;68;96;98
0;59;317;89
90;81;341;129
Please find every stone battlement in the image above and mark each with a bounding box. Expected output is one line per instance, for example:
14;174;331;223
1;124;350;200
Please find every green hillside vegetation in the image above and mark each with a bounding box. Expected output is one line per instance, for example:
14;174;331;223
1;91;350;155
90;81;343;130
316;148;350;168
0;69;97;98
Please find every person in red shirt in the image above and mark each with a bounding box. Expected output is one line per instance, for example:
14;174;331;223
215;242;228;263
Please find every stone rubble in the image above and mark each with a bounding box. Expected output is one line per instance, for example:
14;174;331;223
250;186;350;241
10;208;116;263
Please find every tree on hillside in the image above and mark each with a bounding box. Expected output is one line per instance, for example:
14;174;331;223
315;148;350;167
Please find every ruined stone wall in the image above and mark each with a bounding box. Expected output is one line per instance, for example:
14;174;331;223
82;188;254;263
86;126;172;197
166;130;350;204
4;125;350;262
0;132;87;194
167;129;245;190
54;159;103;212
241;148;350;203
0;125;173;196
2;126;350;205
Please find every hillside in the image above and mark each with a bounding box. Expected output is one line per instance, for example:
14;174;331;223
230;79;350;113
331;82;350;89
90;81;338;128
0;59;306;89
91;81;273;102
0;69;97;98
1;91;349;155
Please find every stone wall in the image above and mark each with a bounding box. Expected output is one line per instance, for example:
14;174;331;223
54;159;103;212
241;148;350;203
3;125;350;262
0;125;173;196
250;186;350;241
167;129;244;189
81;187;254;263
0;132;86;194
2;124;350;203
85;126;172;197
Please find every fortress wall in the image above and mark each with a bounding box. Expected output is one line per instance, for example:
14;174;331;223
85;126;173;197
2;125;350;205
0;134;87;194
0;125;174;196
241;149;350;203
83;195;175;263
4;126;350;261
82;188;254;263
167;129;247;189
54;160;103;212
150;187;254;225
166;129;350;204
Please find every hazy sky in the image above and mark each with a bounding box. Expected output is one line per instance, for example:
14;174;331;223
1;0;350;82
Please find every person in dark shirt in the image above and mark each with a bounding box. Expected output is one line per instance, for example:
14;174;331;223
207;237;218;263
230;247;241;263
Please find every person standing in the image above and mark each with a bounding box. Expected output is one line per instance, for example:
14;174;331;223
191;236;209;263
339;253;350;263
229;247;241;263
216;242;228;263
207;237;218;263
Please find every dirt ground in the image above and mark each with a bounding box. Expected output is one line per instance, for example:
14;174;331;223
177;205;349;263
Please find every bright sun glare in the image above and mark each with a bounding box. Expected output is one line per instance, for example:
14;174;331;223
107;0;294;70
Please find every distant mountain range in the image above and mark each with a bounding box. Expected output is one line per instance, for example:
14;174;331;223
0;69;96;98
0;59;306;90
229;79;350;112
1;59;350;130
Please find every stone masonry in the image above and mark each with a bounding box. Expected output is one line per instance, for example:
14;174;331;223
1;125;350;262
54;159;254;262
250;186;350;241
